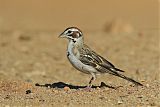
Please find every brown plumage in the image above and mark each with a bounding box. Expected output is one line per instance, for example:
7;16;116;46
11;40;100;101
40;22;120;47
59;27;143;87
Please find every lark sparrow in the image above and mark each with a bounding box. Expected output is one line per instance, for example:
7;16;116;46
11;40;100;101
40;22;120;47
59;27;143;88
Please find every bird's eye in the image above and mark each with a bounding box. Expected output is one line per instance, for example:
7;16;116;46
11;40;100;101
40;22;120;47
68;30;72;33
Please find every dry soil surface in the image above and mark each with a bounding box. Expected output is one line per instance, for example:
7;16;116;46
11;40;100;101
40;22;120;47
0;0;159;107
0;29;159;107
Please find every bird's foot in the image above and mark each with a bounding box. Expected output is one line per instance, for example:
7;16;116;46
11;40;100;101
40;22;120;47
83;86;92;91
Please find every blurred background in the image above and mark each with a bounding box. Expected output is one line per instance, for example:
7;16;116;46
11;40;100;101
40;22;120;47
0;0;159;84
0;1;159;106
0;0;158;31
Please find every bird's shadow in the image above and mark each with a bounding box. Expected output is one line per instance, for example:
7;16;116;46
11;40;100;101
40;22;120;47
35;82;117;89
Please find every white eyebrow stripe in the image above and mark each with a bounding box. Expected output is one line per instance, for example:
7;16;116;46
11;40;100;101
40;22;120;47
71;29;79;32
66;28;83;36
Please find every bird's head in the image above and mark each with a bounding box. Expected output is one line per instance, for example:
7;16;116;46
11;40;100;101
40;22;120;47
59;27;83;43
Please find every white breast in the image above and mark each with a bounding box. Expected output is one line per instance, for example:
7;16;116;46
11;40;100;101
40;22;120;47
67;42;97;74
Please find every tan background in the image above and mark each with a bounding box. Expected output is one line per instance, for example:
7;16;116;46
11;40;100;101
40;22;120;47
0;0;159;107
0;0;159;30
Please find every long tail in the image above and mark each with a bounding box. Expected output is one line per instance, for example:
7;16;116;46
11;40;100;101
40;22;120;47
110;69;143;86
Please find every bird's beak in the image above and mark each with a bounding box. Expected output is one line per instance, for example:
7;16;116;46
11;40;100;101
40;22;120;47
59;32;66;38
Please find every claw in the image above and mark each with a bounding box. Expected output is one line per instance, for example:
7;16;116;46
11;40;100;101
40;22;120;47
83;86;92;91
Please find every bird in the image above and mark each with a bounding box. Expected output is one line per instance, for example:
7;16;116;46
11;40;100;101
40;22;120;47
59;27;143;88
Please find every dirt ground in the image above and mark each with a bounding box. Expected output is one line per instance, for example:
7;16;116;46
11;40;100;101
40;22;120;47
0;0;159;107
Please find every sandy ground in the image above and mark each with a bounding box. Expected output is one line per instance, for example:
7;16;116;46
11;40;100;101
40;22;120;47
0;29;159;107
0;0;159;107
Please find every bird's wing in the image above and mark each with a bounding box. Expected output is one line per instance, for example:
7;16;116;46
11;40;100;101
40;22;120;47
79;45;124;73
79;45;143;86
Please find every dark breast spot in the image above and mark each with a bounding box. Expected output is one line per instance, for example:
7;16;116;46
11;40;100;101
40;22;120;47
67;52;70;57
72;39;76;43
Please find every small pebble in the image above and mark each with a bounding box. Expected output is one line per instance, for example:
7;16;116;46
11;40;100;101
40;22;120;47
117;100;123;104
26;90;32;94
141;80;146;82
146;84;150;88
47;85;51;88
96;87;101;90
52;89;58;93
35;83;40;86
64;86;70;91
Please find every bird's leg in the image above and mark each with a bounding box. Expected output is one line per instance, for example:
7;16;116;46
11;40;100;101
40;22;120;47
84;73;96;91
88;76;94;87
